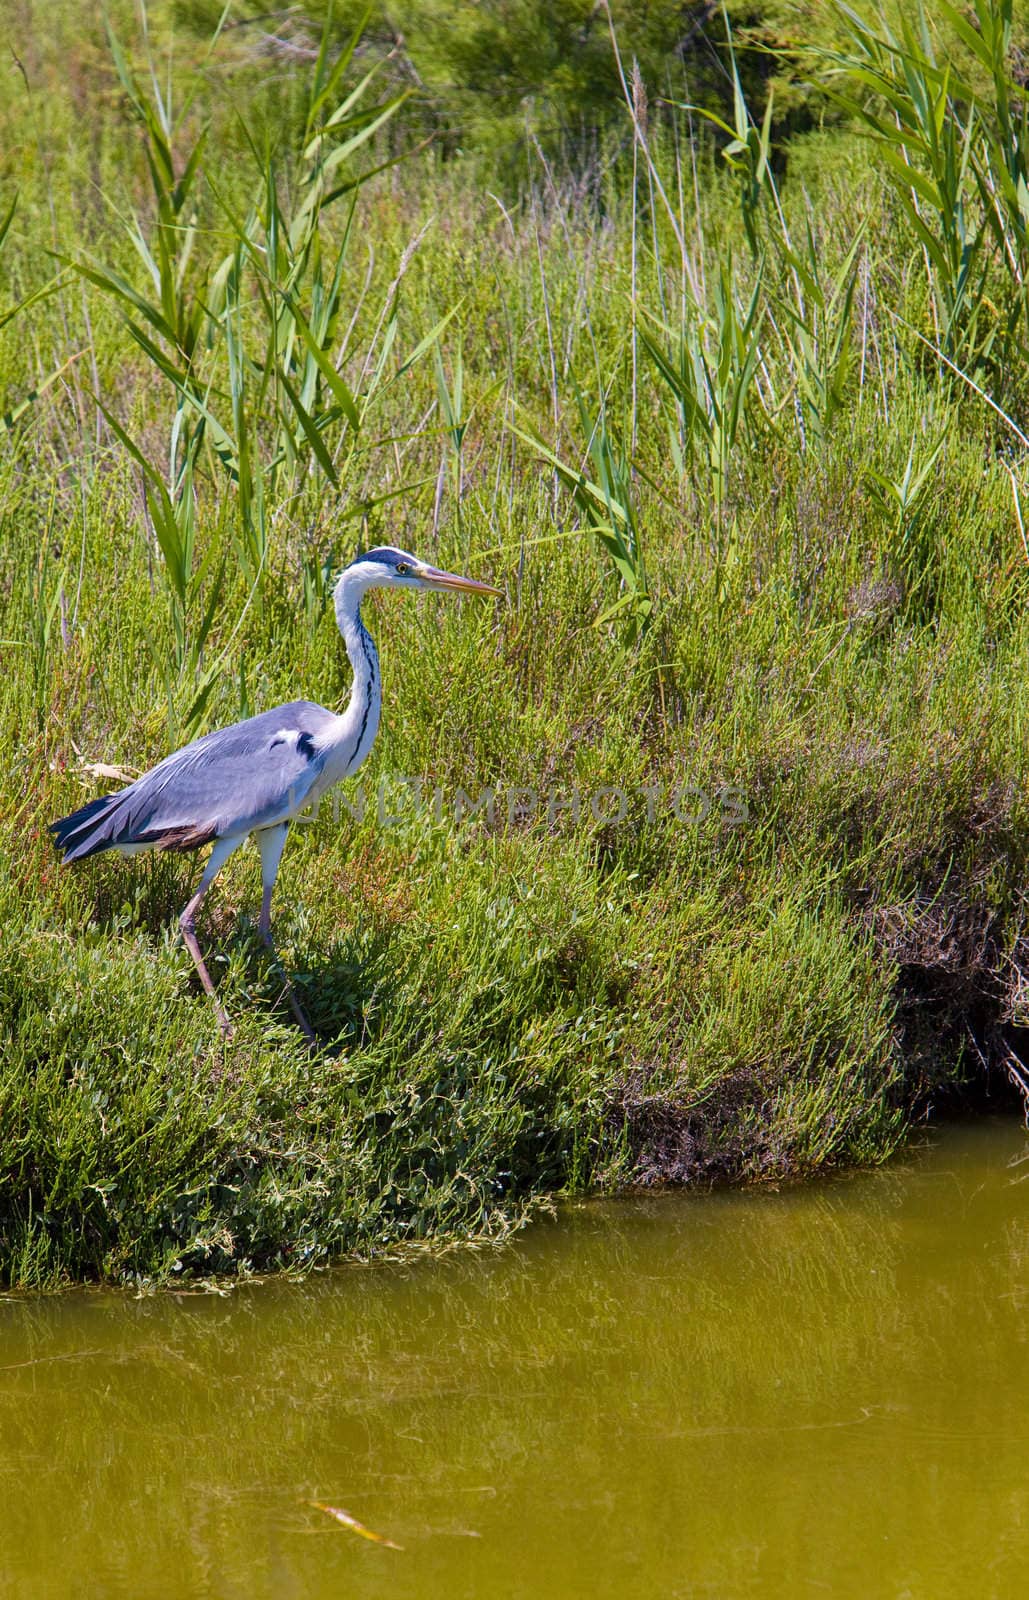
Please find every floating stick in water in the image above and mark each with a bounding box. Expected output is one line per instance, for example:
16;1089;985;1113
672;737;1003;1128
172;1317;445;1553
310;1501;403;1550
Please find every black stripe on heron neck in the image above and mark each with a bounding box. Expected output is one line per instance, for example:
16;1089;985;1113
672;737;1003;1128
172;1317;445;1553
353;617;378;755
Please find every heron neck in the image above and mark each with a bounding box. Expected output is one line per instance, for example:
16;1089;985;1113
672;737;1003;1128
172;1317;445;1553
329;578;382;777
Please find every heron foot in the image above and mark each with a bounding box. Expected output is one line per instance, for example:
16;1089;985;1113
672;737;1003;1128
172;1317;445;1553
284;988;317;1049
258;923;317;1048
180;908;235;1043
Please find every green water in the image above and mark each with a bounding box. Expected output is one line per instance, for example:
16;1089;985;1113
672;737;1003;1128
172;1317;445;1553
2;1120;1027;1599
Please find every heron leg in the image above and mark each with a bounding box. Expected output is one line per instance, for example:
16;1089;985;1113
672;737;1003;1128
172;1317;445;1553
179;835;244;1040
255;825;316;1046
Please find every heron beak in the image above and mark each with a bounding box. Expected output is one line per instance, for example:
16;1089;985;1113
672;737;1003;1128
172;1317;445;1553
414;564;503;597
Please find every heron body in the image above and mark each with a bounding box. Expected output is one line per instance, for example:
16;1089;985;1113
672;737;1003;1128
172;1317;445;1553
50;546;500;1040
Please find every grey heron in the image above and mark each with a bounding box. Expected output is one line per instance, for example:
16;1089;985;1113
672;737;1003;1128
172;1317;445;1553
50;546;501;1042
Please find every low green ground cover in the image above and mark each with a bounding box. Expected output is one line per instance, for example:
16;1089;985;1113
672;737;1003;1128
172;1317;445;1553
2;2;1028;1287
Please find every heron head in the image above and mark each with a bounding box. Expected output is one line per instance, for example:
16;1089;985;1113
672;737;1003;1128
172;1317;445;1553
344;546;502;597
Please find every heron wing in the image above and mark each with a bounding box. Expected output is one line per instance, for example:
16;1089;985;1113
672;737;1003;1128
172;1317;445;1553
52;700;338;860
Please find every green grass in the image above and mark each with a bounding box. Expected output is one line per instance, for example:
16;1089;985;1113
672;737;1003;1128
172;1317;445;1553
2;1;1029;1288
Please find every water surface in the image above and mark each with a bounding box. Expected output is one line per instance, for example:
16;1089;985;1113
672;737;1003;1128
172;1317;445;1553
2;1119;1027;1598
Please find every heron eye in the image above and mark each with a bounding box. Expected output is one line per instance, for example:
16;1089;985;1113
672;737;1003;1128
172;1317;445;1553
395;562;412;575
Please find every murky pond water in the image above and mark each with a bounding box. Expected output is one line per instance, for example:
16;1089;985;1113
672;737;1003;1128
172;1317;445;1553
2;1119;1028;1599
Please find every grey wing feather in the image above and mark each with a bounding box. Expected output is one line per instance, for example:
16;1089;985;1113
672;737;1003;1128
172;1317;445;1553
51;700;337;861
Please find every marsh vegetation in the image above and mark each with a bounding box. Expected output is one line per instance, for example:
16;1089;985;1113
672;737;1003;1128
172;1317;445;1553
2;0;1029;1286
